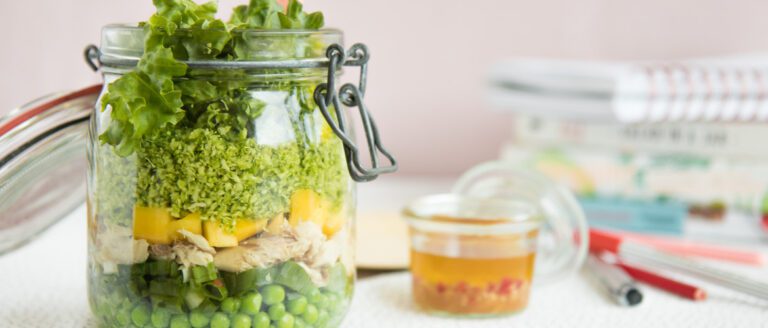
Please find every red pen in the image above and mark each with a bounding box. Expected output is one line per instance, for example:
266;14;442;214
617;262;707;301
589;229;768;300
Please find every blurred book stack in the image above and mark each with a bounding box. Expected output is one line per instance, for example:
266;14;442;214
489;57;768;236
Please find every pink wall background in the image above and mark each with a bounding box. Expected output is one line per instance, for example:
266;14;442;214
1;0;767;175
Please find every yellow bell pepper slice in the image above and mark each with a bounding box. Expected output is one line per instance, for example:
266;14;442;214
289;189;328;228
323;212;345;237
233;219;269;241
168;212;203;241
265;214;286;234
289;189;345;237
133;206;173;244
203;221;239;248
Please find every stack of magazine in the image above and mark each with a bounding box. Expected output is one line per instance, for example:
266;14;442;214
490;57;768;235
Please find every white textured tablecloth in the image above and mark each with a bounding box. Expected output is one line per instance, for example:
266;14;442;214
2;204;768;327
345;272;768;328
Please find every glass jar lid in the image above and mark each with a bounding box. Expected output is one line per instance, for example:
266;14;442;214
453;161;589;284
0;85;101;254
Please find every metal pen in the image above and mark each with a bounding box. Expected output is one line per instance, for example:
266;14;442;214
586;253;643;306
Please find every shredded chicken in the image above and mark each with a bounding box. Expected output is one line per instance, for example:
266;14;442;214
96;225;150;273
214;221;311;272
173;243;214;268
294;221;326;264
177;229;215;254
144;231;216;269
213;221;346;286
149;244;174;261
309;229;345;269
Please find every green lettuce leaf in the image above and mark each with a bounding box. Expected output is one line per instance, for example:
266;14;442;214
101;0;326;156
100;48;186;155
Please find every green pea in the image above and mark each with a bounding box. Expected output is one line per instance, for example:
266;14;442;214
170;315;191;328
325;293;341;311
221;297;242;314
241;292;263;315
252;312;271;328
261;285;286;305
311;294;328;309
232;313;252;328
210;312;230;328
116;307;132;326
151;307;172;328
301;305;318;324
95;302;110;316
189;310;210;328
316;310;329;327
277;313;295;328
268;303;286;321
286;296;307;315
131;304;151;326
293;318;306;328
120;299;134;311
307;289;322;304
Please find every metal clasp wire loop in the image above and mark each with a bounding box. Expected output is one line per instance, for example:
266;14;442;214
84;45;101;72
314;43;398;182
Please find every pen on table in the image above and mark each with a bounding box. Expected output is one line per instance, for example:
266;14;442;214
586;253;643;306
617;261;707;301
590;230;768;300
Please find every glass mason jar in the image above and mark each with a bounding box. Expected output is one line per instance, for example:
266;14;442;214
86;25;378;328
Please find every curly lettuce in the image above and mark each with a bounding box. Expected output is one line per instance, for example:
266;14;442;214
100;0;324;154
96;0;345;227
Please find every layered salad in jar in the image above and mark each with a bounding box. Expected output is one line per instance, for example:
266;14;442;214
87;1;354;327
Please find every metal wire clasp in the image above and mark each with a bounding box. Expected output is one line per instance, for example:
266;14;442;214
314;44;398;182
85;45;101;72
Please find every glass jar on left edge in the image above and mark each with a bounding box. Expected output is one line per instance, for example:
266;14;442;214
85;25;396;328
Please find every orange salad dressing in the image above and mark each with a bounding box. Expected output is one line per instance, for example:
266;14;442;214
410;230;537;316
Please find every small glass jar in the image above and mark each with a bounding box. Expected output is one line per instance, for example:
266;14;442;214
404;194;541;317
403;162;589;318
87;26;359;328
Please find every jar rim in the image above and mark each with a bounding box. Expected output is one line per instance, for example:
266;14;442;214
102;23;343;37
98;24;345;69
402;193;542;235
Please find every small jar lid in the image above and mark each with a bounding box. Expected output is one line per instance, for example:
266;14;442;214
0;85;101;254
453;161;589;284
